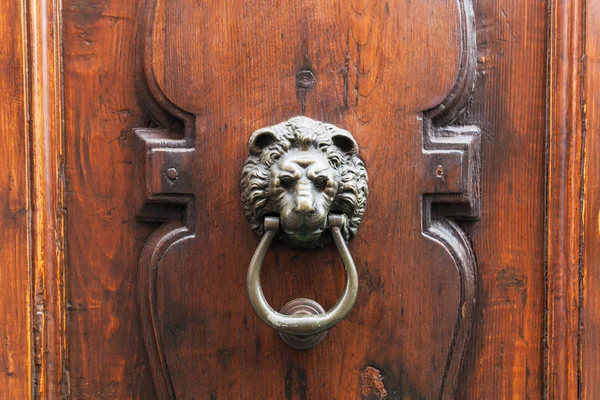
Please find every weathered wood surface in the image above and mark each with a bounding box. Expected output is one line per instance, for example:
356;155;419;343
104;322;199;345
546;0;585;398
62;1;157;398
582;0;600;397
454;1;548;398
28;0;68;397
1;0;595;398
0;1;32;398
130;0;543;398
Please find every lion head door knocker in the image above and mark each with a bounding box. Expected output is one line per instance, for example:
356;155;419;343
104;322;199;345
240;116;368;349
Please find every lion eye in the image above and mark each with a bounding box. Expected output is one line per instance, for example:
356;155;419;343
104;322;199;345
279;176;295;187
313;177;328;187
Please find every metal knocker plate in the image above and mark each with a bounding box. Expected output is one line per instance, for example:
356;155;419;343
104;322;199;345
240;116;368;349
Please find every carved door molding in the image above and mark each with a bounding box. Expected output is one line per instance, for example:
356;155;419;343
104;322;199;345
133;0;481;398
6;0;598;398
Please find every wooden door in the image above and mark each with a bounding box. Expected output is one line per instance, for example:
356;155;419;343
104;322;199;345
0;0;598;399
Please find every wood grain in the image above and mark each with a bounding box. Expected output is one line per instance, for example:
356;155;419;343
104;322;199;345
0;0;32;398
0;0;595;398
581;0;600;397
455;1;548;398
48;0;572;399
27;0;68;397
62;0;157;398
545;0;585;398
136;0;477;398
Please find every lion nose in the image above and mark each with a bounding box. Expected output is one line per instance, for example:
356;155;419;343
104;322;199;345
295;196;315;216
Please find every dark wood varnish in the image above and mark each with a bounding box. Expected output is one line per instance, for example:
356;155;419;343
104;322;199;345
133;0;483;398
0;1;31;398
546;0;585;398
134;1;482;398
582;0;600;397
0;0;598;399
456;1;549;397
62;1;157;398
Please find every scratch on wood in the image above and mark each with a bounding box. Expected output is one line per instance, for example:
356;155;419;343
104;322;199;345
355;42;360;106
360;366;388;399
342;43;350;109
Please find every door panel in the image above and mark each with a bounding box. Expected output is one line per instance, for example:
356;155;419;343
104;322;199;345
51;0;570;400
0;0;591;398
135;0;477;398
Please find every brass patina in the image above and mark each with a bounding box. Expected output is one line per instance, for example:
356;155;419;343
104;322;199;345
240;116;368;249
240;117;369;349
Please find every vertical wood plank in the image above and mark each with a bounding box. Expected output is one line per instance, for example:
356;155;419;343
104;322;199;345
27;0;68;397
545;0;585;398
62;1;157;398
0;0;33;398
456;1;548;397
581;0;600;397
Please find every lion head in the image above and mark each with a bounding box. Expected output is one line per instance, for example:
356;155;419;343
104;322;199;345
240;116;368;249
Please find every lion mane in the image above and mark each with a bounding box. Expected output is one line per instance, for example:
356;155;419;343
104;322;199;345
240;116;368;246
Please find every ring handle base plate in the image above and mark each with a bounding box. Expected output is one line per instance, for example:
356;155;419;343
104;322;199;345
278;298;328;350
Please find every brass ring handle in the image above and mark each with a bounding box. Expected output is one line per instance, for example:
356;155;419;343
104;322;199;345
246;214;359;337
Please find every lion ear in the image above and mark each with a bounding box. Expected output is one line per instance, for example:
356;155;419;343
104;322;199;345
248;129;277;155
331;131;359;155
